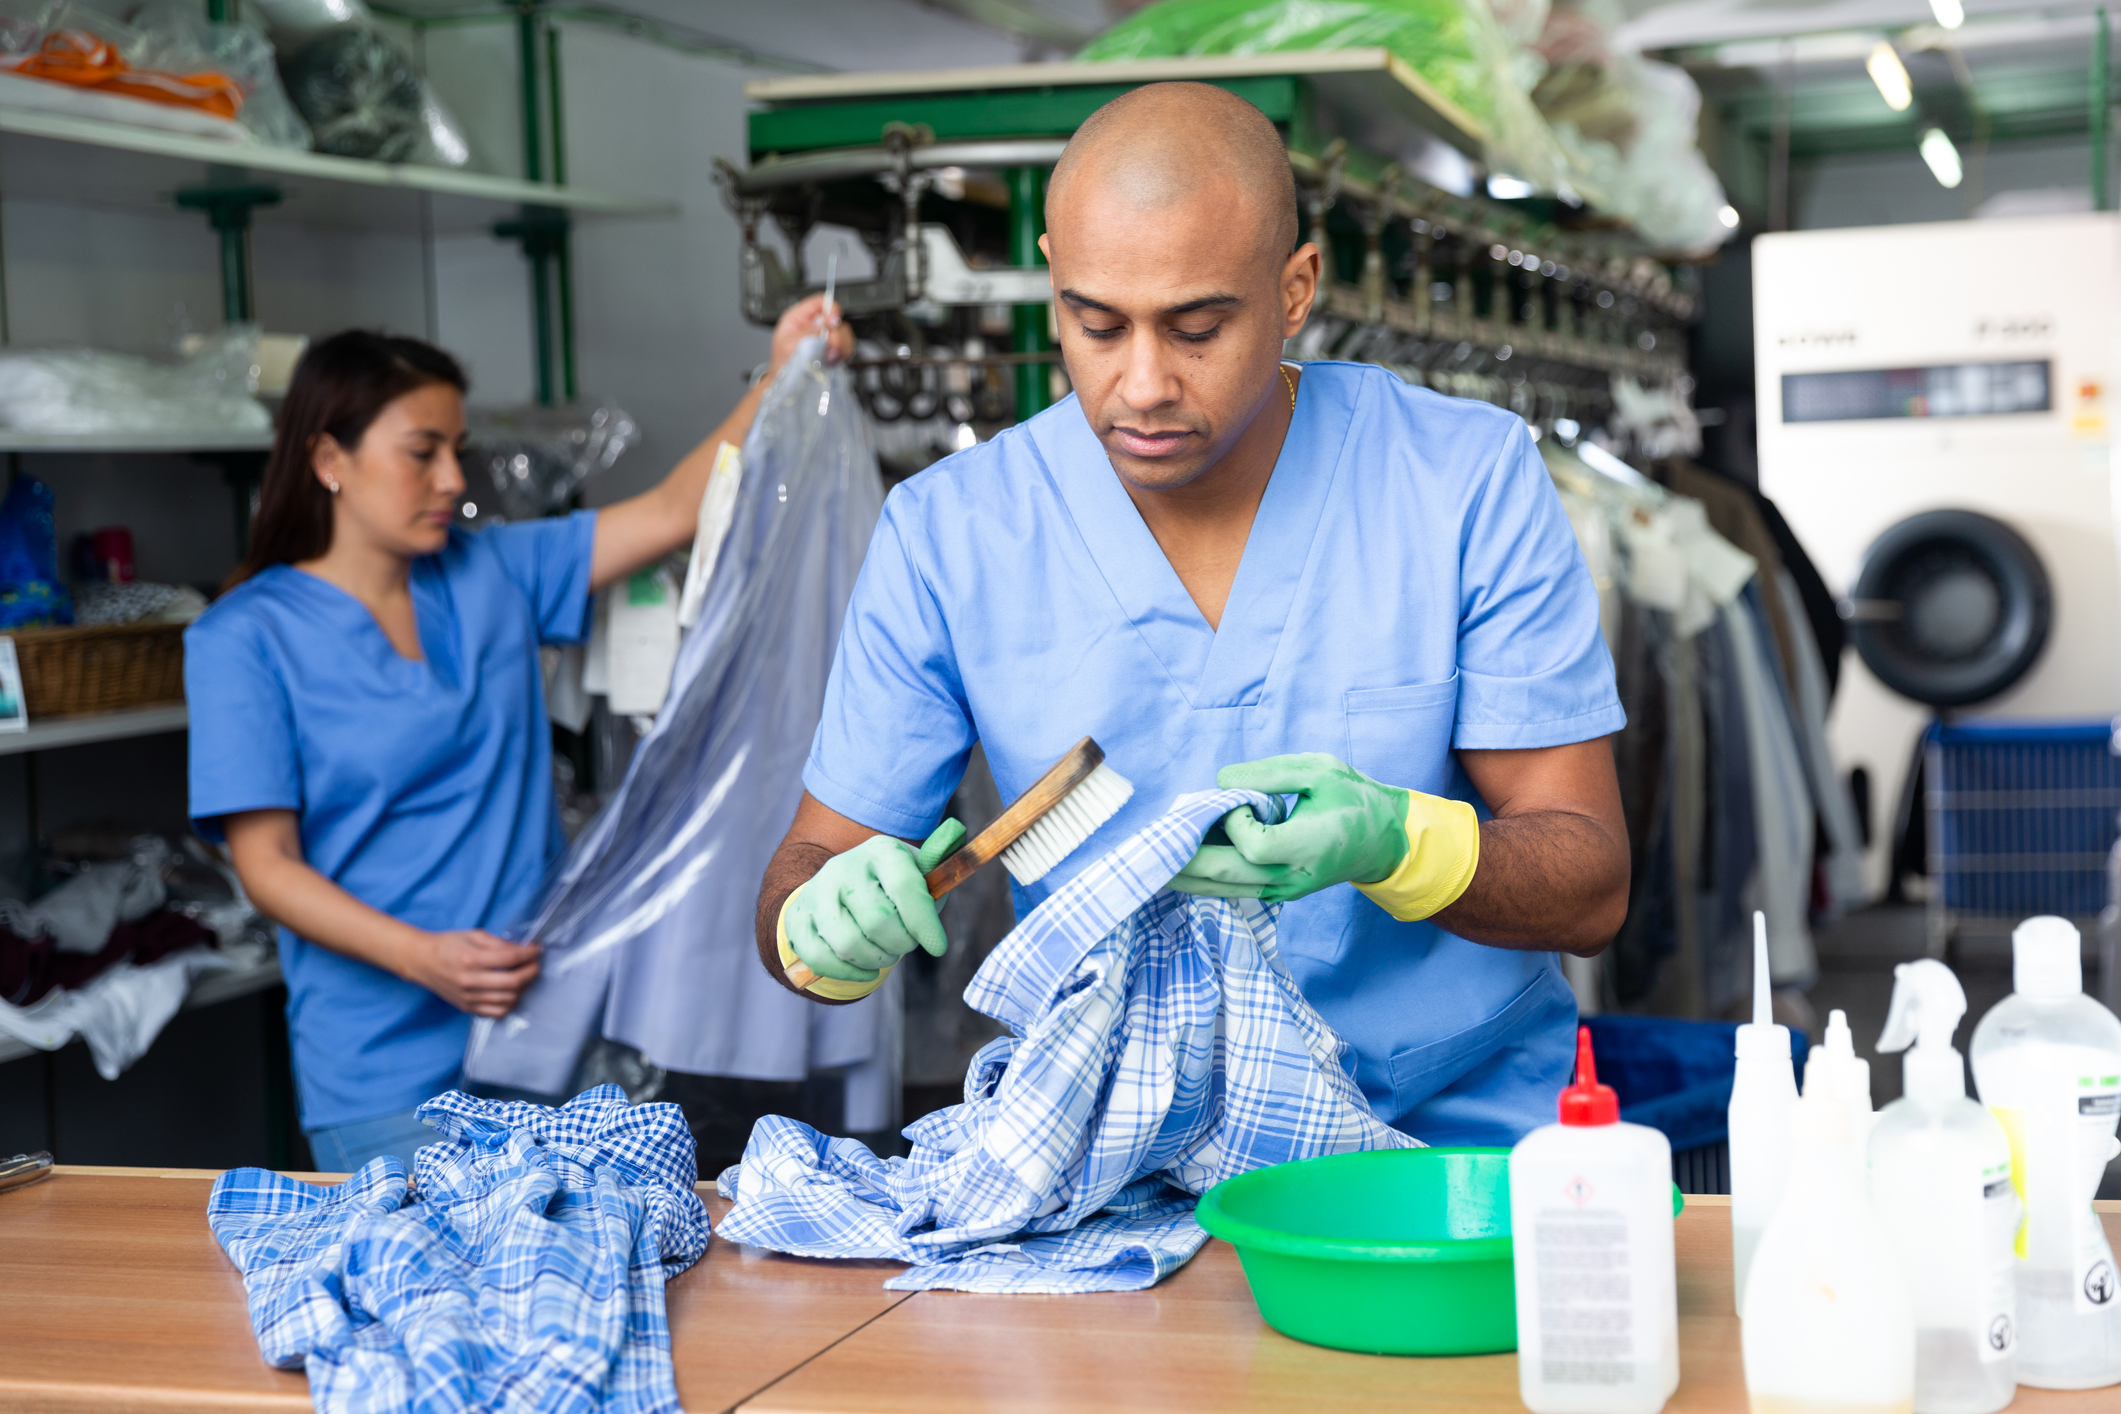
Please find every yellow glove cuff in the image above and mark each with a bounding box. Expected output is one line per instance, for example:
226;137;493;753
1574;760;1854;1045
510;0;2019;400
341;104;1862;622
1353;793;1480;923
777;884;892;1001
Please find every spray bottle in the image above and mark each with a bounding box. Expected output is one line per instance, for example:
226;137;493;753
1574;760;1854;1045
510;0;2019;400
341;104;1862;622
1510;1026;1679;1414
1730;909;1798;1314
1969;915;2121;1389
1742;1077;1916;1414
1869;959;2018;1414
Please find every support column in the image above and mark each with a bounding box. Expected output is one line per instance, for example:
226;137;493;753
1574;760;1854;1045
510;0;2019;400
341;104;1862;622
2096;8;2111;212
1006;166;1051;424
503;0;573;406
175;183;281;324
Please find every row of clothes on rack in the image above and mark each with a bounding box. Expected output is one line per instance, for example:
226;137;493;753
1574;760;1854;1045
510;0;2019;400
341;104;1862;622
1542;441;1867;1018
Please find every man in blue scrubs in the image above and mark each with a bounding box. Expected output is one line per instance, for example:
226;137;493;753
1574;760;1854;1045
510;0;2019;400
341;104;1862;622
754;82;1629;1144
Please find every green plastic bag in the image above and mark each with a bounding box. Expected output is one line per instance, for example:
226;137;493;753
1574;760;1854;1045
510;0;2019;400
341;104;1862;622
1078;0;1568;191
1081;0;1492;125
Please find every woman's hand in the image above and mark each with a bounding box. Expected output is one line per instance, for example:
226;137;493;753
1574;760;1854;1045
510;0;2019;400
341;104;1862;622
768;292;854;377
589;291;854;592
396;929;542;1017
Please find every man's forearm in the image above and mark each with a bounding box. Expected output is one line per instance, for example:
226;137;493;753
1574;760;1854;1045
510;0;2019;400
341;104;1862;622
755;840;841;1000
1432;810;1628;956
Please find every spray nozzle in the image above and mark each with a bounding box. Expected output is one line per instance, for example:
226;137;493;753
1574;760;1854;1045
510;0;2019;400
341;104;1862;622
1877;958;1967;1055
1751;909;1771;1027
1878;958;1971;1106
1734;910;1790;1062
1559;1025;1619;1126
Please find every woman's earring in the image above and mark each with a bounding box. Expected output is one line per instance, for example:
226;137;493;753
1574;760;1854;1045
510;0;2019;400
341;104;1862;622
324;477;340;494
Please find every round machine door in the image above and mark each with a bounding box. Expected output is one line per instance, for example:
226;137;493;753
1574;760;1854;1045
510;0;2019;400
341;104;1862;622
1847;509;2052;708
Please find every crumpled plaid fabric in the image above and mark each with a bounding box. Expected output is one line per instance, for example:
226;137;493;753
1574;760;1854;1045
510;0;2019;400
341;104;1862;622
207;1084;710;1414
715;788;1420;1294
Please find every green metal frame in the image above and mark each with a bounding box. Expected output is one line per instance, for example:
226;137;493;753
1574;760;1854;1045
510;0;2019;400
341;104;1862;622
174;183;282;323
750;76;1302;156
1006;166;1050;422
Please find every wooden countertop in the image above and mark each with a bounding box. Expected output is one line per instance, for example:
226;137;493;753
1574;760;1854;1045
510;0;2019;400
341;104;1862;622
2;1168;2117;1413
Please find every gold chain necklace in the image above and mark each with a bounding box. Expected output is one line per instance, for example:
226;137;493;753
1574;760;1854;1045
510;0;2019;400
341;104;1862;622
1280;364;1297;410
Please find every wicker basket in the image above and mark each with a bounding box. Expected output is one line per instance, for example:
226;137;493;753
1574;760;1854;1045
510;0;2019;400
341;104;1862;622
7;621;186;719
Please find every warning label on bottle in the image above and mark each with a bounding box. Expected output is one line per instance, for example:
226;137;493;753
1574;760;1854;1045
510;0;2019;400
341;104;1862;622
1534;1200;1634;1386
2075;1089;2120;1315
1981;1172;2018;1361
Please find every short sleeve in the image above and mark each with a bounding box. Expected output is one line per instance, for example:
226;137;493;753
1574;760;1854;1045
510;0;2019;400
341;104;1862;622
185;612;301;843
484;508;597;645
803;504;976;838
1452;425;1626;749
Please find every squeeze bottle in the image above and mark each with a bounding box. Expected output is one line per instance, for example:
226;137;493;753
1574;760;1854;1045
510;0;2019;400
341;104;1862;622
1510;1026;1679;1414
1742;1080;1916;1414
1729;910;1798;1314
1869;959;2018;1414
1968;915;2121;1389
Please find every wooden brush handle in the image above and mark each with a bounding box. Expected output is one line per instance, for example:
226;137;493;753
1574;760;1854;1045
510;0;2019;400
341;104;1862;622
782;738;1103;991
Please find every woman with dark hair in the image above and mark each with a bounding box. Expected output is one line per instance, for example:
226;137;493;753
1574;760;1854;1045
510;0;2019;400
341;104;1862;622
185;297;849;1171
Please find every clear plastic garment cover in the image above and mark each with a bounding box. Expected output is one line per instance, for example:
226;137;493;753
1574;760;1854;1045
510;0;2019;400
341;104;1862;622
464;336;887;1098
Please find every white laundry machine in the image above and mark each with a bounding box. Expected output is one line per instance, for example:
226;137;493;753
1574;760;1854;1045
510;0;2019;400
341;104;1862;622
1754;213;2121;897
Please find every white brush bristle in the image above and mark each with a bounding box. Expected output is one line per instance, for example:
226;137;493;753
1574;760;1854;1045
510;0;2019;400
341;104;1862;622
1000;762;1134;885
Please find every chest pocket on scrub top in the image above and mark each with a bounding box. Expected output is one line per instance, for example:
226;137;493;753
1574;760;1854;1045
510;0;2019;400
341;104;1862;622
1343;674;1459;796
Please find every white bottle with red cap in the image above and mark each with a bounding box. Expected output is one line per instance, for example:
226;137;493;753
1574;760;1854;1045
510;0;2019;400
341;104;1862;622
1510;1024;1680;1413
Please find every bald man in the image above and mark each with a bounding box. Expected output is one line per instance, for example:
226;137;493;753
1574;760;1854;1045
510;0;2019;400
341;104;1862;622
754;83;1629;1146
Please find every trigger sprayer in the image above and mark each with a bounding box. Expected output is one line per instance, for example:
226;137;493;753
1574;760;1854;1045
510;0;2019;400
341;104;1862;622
1877;959;1970;1107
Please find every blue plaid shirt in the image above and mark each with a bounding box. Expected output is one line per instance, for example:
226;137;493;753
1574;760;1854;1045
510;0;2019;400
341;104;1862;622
716;788;1421;1293
207;1085;711;1414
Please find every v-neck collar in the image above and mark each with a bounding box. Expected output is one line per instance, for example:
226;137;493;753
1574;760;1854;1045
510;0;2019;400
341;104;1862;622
278;558;459;687
1032;363;1360;709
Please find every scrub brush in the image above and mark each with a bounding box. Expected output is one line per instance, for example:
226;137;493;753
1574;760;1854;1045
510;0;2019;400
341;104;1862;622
782;737;1133;990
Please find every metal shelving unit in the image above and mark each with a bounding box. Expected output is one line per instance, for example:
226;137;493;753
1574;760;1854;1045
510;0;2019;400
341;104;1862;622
727;50;1696;431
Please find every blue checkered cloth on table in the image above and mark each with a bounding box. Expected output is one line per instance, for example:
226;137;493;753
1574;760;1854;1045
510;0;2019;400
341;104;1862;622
715;787;1421;1294
206;1085;711;1414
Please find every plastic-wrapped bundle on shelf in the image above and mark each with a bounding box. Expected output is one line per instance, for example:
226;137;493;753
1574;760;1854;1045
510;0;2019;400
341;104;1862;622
247;0;470;165
0;0;308;144
464;336;890;1113
1079;0;1572;196
462;400;638;524
0;324;271;434
127;0;313;149
1527;0;1731;252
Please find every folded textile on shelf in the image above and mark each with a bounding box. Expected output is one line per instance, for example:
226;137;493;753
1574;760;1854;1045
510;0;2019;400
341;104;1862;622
208;1085;711;1414
716;787;1421;1295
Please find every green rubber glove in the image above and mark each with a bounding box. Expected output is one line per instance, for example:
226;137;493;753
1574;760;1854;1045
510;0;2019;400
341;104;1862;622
1169;753;1410;903
785;820;966;983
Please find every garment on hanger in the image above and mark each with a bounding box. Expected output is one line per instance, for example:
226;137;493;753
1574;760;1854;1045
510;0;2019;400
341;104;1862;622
464;336;891;1115
715;787;1420;1295
208;1086;711;1414
1725;587;1819;989
1774;568;1867;918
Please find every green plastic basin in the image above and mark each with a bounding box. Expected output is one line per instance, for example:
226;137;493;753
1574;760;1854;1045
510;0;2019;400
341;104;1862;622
1196;1147;1518;1357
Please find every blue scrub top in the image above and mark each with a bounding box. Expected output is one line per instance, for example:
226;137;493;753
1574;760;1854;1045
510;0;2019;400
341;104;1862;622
185;511;596;1130
805;362;1624;1145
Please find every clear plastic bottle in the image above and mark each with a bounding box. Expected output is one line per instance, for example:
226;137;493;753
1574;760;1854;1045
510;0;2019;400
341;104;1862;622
1742;1083;1916;1414
1730;910;1798;1315
1968;915;2121;1389
1511;1025;1679;1413
1869;959;2018;1414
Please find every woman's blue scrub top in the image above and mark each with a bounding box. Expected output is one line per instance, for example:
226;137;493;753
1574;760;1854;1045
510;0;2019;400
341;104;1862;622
184;512;596;1130
804;362;1624;1145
